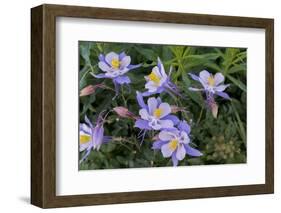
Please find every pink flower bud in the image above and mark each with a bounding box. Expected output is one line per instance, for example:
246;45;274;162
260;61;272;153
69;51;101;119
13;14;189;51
208;100;218;119
171;105;187;113
211;103;218;118
80;85;95;97
113;106;139;120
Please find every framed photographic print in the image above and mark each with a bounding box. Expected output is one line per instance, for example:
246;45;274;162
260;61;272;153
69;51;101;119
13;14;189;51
31;4;274;208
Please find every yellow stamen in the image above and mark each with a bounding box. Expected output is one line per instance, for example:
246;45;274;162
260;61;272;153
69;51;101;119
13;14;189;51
111;59;120;69
169;139;178;151
148;72;161;84
207;76;215;86
80;135;91;144
153;108;163;118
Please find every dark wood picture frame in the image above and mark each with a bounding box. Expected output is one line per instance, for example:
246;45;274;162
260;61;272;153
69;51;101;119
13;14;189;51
31;4;274;208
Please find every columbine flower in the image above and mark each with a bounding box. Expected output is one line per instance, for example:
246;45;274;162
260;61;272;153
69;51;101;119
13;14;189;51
79;114;111;163
142;57;180;97
152;120;202;166
189;70;230;118
189;70;230;100
92;51;141;98
134;92;179;131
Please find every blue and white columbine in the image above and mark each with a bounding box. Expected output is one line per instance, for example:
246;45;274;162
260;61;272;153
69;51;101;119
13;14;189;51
152;120;202;166
189;70;230;100
92;51;141;97
79;115;111;163
142;57;180;97
189;70;231;118
135;92;179;131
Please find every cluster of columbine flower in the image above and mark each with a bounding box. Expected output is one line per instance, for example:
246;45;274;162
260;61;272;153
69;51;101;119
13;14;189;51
79;51;231;166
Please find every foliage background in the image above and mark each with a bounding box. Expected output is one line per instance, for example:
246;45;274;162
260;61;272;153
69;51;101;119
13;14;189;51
79;41;247;170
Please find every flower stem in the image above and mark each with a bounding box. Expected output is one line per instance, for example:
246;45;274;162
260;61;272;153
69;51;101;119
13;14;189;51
197;107;204;124
121;86;127;107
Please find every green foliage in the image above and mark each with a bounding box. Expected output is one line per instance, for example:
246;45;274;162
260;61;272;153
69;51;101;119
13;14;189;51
79;41;247;170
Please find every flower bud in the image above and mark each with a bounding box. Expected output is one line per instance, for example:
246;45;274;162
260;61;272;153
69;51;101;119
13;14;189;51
113;106;139;120
171;105;186;113
80;85;95;96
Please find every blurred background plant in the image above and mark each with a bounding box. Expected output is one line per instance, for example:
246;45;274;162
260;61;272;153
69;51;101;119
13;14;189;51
79;41;246;170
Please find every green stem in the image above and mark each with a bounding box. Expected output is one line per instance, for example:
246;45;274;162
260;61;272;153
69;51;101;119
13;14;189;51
121;86;127;107
197;107;204;124
79;67;91;88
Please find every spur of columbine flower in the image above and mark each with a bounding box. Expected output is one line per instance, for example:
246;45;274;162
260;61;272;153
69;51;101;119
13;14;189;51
152;120;202;166
79;114;111;163
92;51;141;98
188;70;230;100
142;57;180;97
134;92;179;131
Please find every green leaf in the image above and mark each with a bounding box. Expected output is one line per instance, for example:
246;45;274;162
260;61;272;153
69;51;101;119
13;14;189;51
231;102;246;144
134;46;156;60
228;64;246;74
80;42;91;65
226;74;247;92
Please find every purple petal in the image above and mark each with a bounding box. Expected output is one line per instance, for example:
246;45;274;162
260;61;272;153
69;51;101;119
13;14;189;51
147;97;158;115
119;52;127;60
214;84;229;92
161;143;174;158
79;148;92;163
136;91;147;109
80;141;91;152
180;131;190;144
105;52;119;64
176;144;186;161
178;120;191;134
163;115;180;125
139;109;150;120
157;86;166;93
145;81;158;93
80;123;91;134
152;64;162;77
156;97;162;105
120;56;131;69
98;61;111;72
91;73;109;79
157;57;167;78
152;140;167;149
84;115;93;128
188;73;200;82
216;91;231;100
159;130;175;141
199;70;211;84
127;64;142;70
184;144;203;157
172;152;179;166
158;103;171;118
93;125;104;150
114;75;131;84
98;54;105;62
214;73;225;85
159;119;174;129
134;119;151;130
